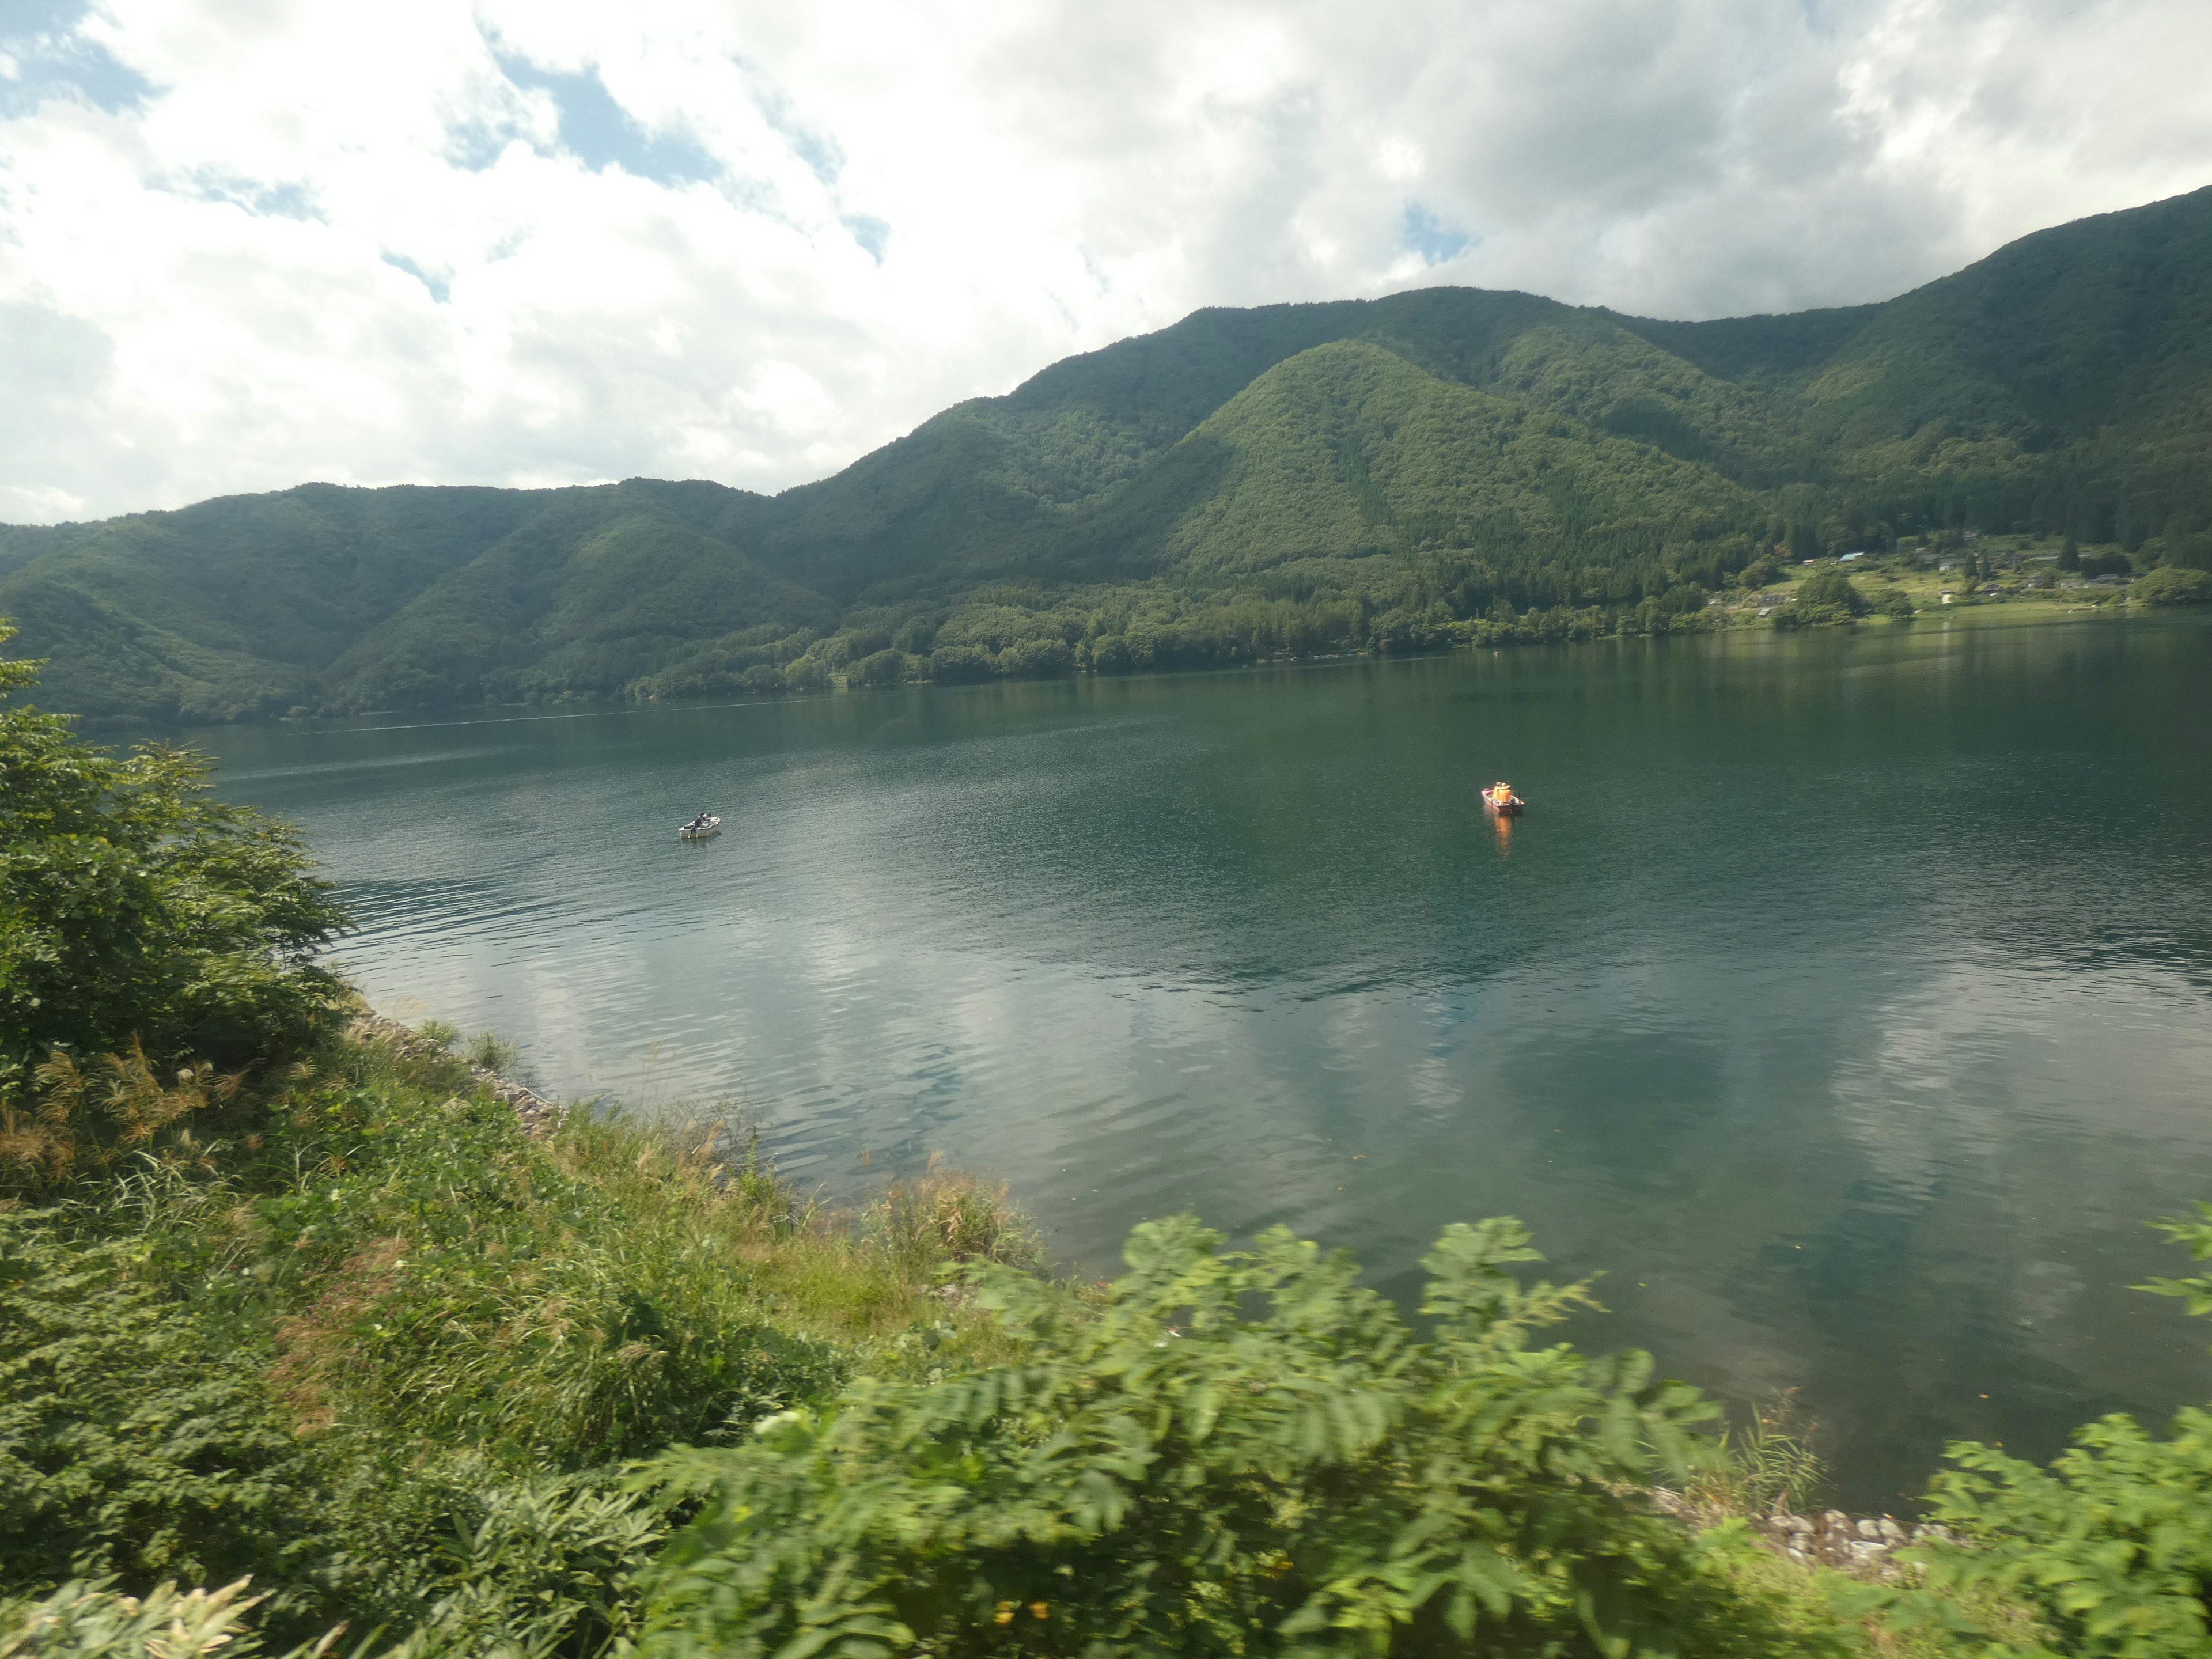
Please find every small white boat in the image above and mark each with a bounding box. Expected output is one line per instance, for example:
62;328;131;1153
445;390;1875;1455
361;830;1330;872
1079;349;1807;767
678;815;722;840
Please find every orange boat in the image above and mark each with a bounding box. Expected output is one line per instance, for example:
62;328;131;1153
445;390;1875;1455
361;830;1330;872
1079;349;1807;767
1481;781;1524;816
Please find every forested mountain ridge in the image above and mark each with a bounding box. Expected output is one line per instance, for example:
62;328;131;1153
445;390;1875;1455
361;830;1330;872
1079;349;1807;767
6;185;2211;723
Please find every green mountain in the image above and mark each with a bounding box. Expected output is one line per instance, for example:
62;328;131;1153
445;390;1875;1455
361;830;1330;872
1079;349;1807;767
7;186;2212;722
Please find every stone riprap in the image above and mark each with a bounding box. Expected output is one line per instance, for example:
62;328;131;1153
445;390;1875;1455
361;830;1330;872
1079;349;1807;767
353;1010;564;1139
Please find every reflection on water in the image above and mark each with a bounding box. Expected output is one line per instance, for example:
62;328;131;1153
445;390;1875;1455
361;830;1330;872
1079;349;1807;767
192;616;2212;1508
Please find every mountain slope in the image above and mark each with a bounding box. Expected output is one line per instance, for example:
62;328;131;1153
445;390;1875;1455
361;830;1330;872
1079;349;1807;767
6;185;2212;721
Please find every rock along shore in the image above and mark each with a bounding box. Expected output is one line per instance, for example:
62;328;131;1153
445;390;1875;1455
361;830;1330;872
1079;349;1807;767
351;1010;564;1139
1650;1490;1958;1581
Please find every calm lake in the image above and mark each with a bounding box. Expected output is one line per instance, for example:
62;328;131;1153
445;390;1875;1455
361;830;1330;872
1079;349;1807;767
194;616;2212;1509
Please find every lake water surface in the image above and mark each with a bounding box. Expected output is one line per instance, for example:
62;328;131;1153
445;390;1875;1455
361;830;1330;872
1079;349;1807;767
195;617;2212;1509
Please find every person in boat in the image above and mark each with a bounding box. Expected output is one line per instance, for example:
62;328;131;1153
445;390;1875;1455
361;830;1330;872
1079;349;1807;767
686;812;711;831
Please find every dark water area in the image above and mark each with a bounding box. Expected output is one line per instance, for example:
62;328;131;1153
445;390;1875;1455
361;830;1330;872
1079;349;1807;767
191;616;2212;1510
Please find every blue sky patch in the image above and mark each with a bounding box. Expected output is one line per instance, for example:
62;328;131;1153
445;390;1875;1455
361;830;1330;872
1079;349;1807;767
492;49;722;187
843;214;890;263
1402;202;1472;265
382;253;451;304
0;2;156;116
187;173;319;221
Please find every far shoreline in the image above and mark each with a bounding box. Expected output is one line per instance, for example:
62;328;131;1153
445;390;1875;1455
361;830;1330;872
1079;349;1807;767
116;589;2197;747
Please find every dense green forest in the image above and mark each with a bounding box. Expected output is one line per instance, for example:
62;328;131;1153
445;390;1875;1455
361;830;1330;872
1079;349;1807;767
6;186;2212;723
10;619;2212;1657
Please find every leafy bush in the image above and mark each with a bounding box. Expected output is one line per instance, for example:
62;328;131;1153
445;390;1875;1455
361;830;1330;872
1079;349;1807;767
2133;567;2212;607
0;623;346;1100
847;649;910;688
1916;1412;2212;1657
1771;601;1855;631
639;1217;1842;1659
0;1577;293;1659
1794;570;1870;615
320;1457;665;1658
927;645;997;684
1874;588;1918;619
0;1209;325;1613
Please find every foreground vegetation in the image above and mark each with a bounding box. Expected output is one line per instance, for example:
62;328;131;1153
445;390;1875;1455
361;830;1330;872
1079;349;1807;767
7;189;2212;723
7;622;2212;1657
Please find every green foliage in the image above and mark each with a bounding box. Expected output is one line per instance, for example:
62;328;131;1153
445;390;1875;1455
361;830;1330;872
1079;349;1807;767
638;1215;1844;1659
1689;1394;1828;1521
321;1458;666;1658
1912;1414;2212;1658
0;1207;325;1615
847;649;911;688
459;1028;521;1074
0;1013;1039;1656
0;1577;308;1659
862;1167;1039;1277
1796;570;1872;615
2132;567;2212;607
0;624;346;1104
250;1074;849;1472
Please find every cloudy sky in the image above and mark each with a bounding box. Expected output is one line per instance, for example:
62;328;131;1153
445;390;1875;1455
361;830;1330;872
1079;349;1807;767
1;0;2206;525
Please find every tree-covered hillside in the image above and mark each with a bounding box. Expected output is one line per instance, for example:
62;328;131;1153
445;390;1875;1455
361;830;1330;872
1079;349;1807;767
6;185;2212;722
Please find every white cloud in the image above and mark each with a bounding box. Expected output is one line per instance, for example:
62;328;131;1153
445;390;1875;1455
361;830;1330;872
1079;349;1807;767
0;0;2205;522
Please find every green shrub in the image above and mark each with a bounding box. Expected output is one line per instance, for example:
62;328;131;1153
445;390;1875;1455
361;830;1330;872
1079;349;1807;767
639;1217;1844;1659
1915;1412;2212;1657
0;1577;290;1659
1794;570;1870;615
847;649;910;689
0;623;346;1101
927;645;996;684
2133;567;2212;607
1772;601;1855;630
0;1210;327;1614
320;1456;665;1658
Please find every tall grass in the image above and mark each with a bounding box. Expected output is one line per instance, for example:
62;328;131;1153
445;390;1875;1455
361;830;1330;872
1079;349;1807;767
1;1018;1041;1658
1685;1391;1828;1521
